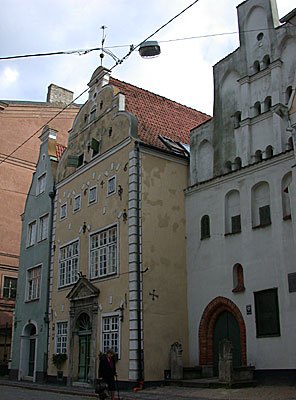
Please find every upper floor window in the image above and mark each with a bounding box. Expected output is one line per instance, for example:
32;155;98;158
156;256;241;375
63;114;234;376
253;60;260;73
255;150;263;162
234;111;241;129
91;138;100;158
59;241;79;287
254;288;280;337
233;157;242;171
73;194;81;213
90;226;117;279
225;161;232;173
265;145;273;159
38;214;49;241
287;137;294;151
60;203;67;220
89;107;96;123
27;265;41;301
3;276;17;299
254;101;261;116
252;182;271;228
36;173;46;195
262;55;270;68
88;185;98;205
286;86;293;105
264;96;272;112
56;322;68;354
200;215;210;239
225;190;241;235
27;220;37;247
107;176;117;196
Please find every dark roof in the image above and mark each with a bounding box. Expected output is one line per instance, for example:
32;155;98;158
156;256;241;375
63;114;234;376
109;77;211;149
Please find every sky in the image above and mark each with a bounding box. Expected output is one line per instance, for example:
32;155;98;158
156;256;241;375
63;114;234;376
0;0;294;116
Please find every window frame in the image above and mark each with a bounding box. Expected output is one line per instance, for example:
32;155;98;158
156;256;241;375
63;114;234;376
38;213;49;242
254;288;280;338
27;219;37;247
107;175;117;197
26;265;42;302
58;239;79;288
89;224;118;280
55;321;68;354
2;276;17;299
73;194;81;214
101;312;121;359
88;185;98;206
36;172;46;196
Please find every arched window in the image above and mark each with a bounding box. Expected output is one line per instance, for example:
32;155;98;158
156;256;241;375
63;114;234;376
286;86;293;105
265;145;273;159
251;182;271;228
264;96;272;112
254;101;261;116
225;161;232;173
232;264;245;292
282;172;292;220
225;190;241;234
262;55;270;68
253;60;260;73
234;111;242;129
201;215;210;239
233;157;242;170
255;150;263;162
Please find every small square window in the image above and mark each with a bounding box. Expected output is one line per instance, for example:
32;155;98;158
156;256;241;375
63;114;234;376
3;277;17;299
89;186;97;205
73;195;81;213
60;203;67;220
107;176;116;196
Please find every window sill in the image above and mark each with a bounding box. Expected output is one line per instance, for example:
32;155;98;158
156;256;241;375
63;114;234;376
252;222;271;230
283;215;291;221
232;285;245;293
25;298;40;303
256;333;281;338
200;236;210;240
225;231;241;236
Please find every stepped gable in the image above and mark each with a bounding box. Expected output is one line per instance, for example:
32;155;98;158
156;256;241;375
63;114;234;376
109;77;211;149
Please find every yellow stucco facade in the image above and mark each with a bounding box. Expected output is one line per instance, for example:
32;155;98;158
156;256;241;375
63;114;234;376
48;67;189;386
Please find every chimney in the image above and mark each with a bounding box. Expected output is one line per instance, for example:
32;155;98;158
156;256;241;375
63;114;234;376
47;84;74;105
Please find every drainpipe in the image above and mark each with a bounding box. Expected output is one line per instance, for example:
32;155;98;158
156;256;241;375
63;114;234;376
45;187;56;375
135;141;143;387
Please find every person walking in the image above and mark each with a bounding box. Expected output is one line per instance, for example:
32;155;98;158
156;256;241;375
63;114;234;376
99;349;117;400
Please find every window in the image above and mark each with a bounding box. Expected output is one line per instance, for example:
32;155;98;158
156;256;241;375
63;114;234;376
286;86;293;105
288;273;296;293
73;194;81;213
265;145;273;159
67;153;84;168
27;266;41;301
27;220;37;247
262;55;270;68
225;190;241;234
89;107;96;122
264;96;272;112
3;277;17;299
39;214;49;241
101;314;120;356
107;176;116;196
225;161;232;173
253;60;260;73
282;172;292;220
233;157;242;171
254;102;261;116
60;203;67;220
59;241;79;287
255;150;262;162
254;288;280;337
200;215;210;239
91;138;100;158
252;182;271;228
56;322;68;354
259;205;271;225
90;226;117;279
36;173;46;195
88;185;97;205
234;111;241;129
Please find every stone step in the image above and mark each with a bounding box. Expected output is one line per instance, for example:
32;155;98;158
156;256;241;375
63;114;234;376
165;378;257;389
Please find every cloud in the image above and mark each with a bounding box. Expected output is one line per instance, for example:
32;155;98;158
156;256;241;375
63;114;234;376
0;67;19;88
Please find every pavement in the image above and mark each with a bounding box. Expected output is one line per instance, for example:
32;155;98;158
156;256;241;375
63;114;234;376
1;377;296;400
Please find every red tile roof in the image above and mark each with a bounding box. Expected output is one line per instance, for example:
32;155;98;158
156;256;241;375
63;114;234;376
109;77;211;149
56;144;66;161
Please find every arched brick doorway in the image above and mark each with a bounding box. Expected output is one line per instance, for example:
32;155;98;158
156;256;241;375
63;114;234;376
199;297;246;368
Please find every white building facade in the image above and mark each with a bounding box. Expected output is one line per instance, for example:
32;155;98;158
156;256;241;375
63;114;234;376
186;0;296;382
